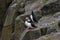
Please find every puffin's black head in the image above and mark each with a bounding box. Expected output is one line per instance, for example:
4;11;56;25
31;11;34;15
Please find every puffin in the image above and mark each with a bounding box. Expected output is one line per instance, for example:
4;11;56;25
25;17;37;29
29;11;38;23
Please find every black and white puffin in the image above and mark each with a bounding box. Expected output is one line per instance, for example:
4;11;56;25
29;11;38;23
25;17;37;29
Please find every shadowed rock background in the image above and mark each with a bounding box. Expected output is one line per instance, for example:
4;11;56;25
0;0;60;40
0;0;13;38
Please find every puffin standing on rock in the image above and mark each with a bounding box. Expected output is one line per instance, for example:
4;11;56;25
25;17;37;30
29;11;38;23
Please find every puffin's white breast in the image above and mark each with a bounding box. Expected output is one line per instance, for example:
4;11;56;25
25;21;32;27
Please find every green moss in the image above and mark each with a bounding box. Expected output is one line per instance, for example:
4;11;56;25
42;0;49;3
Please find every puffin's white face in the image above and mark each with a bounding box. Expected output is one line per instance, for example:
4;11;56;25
25;17;29;20
26;17;29;19
25;17;30;21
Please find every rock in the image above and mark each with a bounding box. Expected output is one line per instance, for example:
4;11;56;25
40;0;60;16
36;32;60;40
14;12;60;40
1;0;60;40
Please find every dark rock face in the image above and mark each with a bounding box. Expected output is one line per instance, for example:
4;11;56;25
41;28;47;36
22;31;41;40
29;31;41;39
1;0;60;40
0;0;13;37
22;32;31;40
41;0;60;16
58;21;60;28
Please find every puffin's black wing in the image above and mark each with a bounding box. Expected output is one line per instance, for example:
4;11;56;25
31;11;38;23
31;23;37;28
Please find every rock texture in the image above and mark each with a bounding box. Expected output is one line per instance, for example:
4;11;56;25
15;12;60;40
0;0;13;39
1;0;60;40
